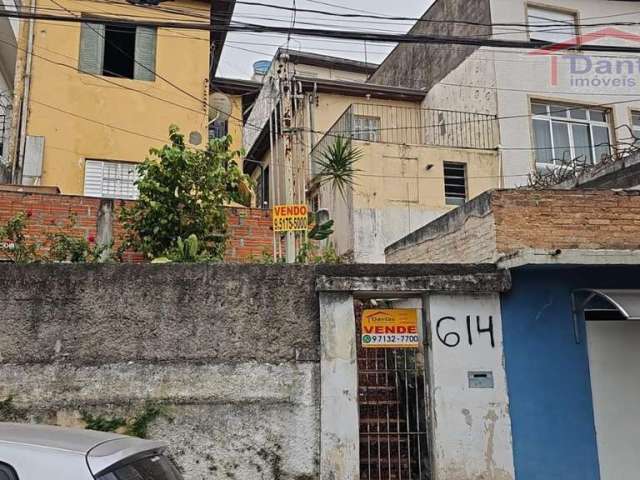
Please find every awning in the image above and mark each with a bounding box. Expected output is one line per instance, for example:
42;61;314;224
575;289;640;321
570;289;640;343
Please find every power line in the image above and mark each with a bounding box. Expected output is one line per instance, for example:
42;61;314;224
215;0;640;30
7;9;640;56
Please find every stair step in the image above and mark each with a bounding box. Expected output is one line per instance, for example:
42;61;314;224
360;436;408;444
360;418;406;424
358;398;400;406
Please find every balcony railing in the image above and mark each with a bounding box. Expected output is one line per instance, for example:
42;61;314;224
311;103;498;176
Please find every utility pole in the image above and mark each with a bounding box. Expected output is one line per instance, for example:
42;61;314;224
279;51;296;263
6;0;33;183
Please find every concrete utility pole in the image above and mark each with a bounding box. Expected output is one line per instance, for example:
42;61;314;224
279;52;296;263
7;0;35;184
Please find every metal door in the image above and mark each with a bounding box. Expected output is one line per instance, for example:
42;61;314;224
355;301;431;480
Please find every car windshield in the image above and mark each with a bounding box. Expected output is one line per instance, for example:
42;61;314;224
96;454;184;480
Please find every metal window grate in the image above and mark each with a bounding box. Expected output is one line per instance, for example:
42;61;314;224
356;303;431;480
84;159;139;200
443;162;467;206
353;115;381;142
310;104;498;177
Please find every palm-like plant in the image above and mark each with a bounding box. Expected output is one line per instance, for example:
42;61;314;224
316;136;362;200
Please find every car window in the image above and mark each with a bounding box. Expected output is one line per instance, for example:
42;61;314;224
96;454;183;480
0;462;18;480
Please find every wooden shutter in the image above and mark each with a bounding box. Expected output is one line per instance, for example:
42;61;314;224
134;26;157;81
78;22;105;74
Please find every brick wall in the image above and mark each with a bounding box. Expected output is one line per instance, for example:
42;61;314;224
493;189;640;254
386;189;640;263
0;189;273;262
386;192;497;263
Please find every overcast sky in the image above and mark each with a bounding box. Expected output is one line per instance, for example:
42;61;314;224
217;0;433;79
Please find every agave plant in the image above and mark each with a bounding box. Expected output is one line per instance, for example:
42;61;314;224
316;136;362;200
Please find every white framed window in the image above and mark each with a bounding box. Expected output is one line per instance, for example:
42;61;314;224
352;115;380;142
444;162;467;206
531;101;612;167
632;111;640;144
527;5;577;44
84;159;139;200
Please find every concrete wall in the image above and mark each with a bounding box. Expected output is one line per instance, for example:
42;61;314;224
368;0;492;90
0;264;320;480
26;0;210;194
347;142;499;263
428;293;515;480
500;266;640;480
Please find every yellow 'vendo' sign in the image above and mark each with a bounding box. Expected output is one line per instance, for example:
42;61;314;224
362;309;420;349
272;204;309;232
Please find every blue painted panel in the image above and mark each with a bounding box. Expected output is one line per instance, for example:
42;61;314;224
501;266;640;480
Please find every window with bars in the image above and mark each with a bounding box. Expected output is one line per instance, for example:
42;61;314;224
444;162;467;206
352;115;381;142
527;5;577;43
632;111;640;144
84;159;139;200
532;102;612;167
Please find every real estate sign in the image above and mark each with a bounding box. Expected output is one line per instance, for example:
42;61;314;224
272;204;309;232
361;309;420;349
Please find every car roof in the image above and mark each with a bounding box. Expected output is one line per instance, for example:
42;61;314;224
0;423;125;454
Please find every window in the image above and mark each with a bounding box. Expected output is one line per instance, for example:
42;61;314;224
79;21;156;80
352;115;380;142
84;159;139;200
632;111;640;144
444;162;467;206
0;463;18;480
532;101;611;167
97;453;183;480
527;5;577;43
209;120;228;140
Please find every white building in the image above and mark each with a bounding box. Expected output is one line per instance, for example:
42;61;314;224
370;0;640;187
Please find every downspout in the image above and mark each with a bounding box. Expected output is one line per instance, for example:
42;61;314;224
7;0;34;182
308;83;317;178
269;97;276;259
15;0;36;184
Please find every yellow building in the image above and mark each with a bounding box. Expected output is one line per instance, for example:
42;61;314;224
243;49;501;262
13;0;216;197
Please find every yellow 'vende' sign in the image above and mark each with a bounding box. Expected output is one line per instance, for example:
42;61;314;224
272;204;309;232
361;309;420;349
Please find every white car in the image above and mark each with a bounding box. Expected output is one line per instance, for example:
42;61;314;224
0;423;184;480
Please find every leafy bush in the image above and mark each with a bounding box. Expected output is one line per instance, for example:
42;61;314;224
121;126;252;261
0;212;39;263
47;215;110;263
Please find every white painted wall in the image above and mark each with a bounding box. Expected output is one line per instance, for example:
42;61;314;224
587;321;640;480
425;0;640;187
353;207;446;263
427;294;515;480
319;292;360;480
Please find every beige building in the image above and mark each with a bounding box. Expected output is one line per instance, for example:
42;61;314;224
243;49;500;262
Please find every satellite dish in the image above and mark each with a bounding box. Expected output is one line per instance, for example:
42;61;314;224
209;92;232;123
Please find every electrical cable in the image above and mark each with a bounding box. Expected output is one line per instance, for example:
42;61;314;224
6;8;640;57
